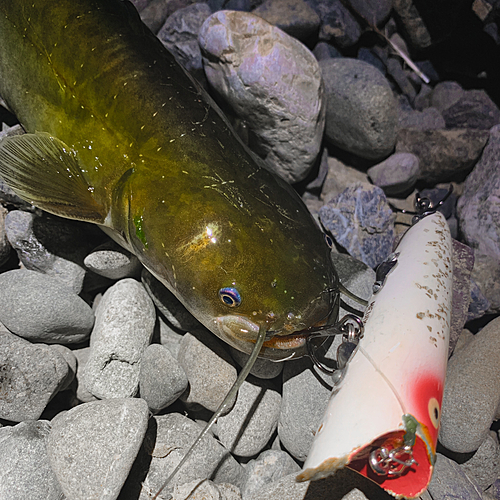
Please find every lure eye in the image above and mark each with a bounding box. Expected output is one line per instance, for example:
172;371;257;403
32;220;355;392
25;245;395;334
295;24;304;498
219;287;241;307
324;233;334;249
428;397;440;428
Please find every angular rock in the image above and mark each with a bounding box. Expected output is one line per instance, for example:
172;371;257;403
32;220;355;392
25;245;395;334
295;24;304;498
468;278;491;321
470;251;500;314
0;420;64;500
200;10;325;183
73;347;98;403
344;0;392;25
398;106;446;130
396;128;489;184
393;0;432;50
367;152;420;196
82;279;156;399
51;344;78;391
319;183;395;269
320;156;369;202
252;0;320;40
178;329;238;413
47;398;149;500
0;206;12;267
172;479;242;500
320;58;398;160
429;80;465;113
0;269;94;344
217;376;281;457
84;241;142;280
140;0;195;34
139;343;188;412
440;316;500;453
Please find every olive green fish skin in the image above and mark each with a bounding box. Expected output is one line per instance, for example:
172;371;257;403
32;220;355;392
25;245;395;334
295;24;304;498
0;0;338;357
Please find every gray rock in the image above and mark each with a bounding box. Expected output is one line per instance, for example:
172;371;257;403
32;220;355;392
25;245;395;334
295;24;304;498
157;3;212;83
440;316;500;453
140;0;195;34
460;432;500;490
430;81;466;113
200;10;325;183
320;57;398;160
344;0;392;25
398;106;446;130
0;269;94;344
84;241;142;280
159;316;184;358
4;210;100;293
73;347;98;403
0;325;70;422
172;479;242;500
278;357;332;461
82;279;156;399
386;57;417;103
0;205;12;266
468;278;490;321
217;376;281;457
428;454;483;500
357;47;387;76
178;330;237;413
252;0;320;40
139;343;188;412
442;89;500;130
396;128;489;184
0;420;64;500
120;413;243;498
367;152;420;196
312;41;342;61
229;347;283;379
319;183;395;269
47;398;149;500
393;0;431;50
51;344;78;391
470;251;500;314
320;156;369;203
240;449;300;499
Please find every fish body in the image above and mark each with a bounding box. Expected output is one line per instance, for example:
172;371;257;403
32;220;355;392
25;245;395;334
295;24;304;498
299;212;453;498
0;0;339;358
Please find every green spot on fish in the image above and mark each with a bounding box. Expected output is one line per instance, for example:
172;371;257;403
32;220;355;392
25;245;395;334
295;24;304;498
133;214;148;248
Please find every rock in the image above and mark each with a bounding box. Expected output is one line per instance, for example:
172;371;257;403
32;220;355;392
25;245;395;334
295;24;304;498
320;58;398;160
367;152;420;196
73;347;99;403
306;0;361;47
0;269;94;344
0;420;64;500
392;0;432;50
357;47;387;76
386;57;417;104
157;3;212;83
468;278;490;321
398;106;446;130
199;10;325;183
4;210;102;293
460;432;500;490
344;0;392;25
440;316;500;453
442;89;500;129
158;316;184;358
140;0;196;34
51;344;78;391
240;449;300;499
120;413;244;497
396;128;489;184
312;41;342;61
252;0;320;40
0;206;11;266
0;326;69;422
178;329;238;412
47;398;149;500
82;279;156;399
84;241;142;280
319;184;395;269
229;347;283;379
172;479;242;500
470;251;500;314
430;81;466;113
320;156;369;203
217;376;281;457
428;454;483;500
139;343;188;412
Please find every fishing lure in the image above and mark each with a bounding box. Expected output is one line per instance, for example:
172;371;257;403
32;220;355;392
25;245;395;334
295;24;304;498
298;209;453;498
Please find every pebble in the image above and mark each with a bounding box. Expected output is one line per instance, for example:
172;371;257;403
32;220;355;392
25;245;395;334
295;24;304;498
4;210;100;293
178;329;238;413
440;316;500;453
398;106;446;130
83;240;142;280
120;413;243;496
47;398;149;500
320;57;398;160
172;479;242;500
319;183;395;269
427;453;483;500
82;279;156;399
73;347;98;403
320;156;369;202
199;10;325;183
139;343;188;412
252;0;320;40
157;3;212;83
0;420;64;500
229;346;283;379
367;152;420;196
396;128;489;184
240;449;301;499
429;81;466;113
217;376;281;457
0;268;94;344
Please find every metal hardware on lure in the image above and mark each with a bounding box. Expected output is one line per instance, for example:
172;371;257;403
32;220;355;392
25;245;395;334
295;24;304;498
373;252;400;294
369;445;418;476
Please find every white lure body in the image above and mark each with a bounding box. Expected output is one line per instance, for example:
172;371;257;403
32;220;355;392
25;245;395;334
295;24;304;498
298;212;453;499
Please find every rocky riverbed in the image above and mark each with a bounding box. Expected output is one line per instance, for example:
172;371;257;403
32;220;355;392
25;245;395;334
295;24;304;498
1;0;500;499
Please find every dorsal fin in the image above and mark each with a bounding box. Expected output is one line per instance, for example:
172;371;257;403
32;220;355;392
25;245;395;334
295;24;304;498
0;132;106;223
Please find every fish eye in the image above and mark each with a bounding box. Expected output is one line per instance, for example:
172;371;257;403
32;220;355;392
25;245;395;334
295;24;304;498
324;233;334;249
428;397;440;428
219;287;241;307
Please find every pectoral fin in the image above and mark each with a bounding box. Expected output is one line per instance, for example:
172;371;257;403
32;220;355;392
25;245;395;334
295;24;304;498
0;132;106;223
